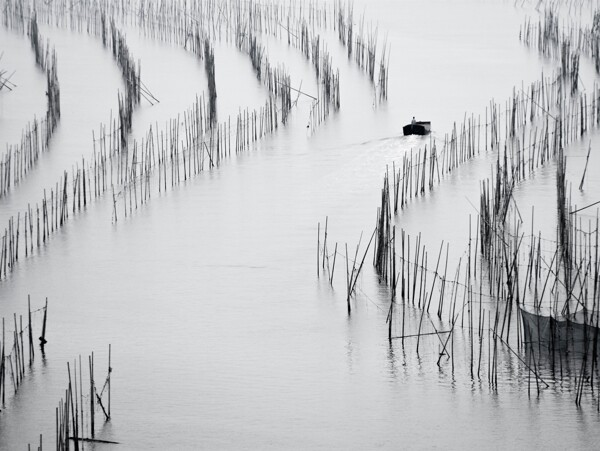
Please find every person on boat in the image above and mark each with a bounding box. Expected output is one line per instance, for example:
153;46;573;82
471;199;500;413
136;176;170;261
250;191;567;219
411;116;416;125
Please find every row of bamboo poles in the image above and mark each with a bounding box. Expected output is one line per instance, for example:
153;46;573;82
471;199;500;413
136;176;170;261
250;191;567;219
1;0;26;32
101;13;143;150
479;4;600;347
54;347;115;450
334;0;389;99
318;204;528;389
360;175;571;394
0;0;298;271
0;70;294;276
0;297;48;408
0;133;113;277
238;27;294;125
475;6;600;394
391;16;599;358
0;300;117;449
27;0;381;123
395;76;599;408
297;19;342;127
387;79;599;215
521;5;600;79
20;0;388;100
110;93;284;220
477;137;600;407
0;10;61;199
316;3;600;406
478;3;600;374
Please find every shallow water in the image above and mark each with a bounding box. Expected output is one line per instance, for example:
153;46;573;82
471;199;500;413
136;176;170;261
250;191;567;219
1;0;600;449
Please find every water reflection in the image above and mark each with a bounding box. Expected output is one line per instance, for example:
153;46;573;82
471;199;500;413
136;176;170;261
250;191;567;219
386;341;398;380
345;337;355;375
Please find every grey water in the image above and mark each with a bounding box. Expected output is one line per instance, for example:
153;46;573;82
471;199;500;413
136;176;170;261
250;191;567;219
1;0;600;449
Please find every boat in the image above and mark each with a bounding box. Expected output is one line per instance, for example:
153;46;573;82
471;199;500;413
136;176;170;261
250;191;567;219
403;121;431;136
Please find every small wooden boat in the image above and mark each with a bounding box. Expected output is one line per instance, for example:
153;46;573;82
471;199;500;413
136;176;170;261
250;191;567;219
403;121;431;136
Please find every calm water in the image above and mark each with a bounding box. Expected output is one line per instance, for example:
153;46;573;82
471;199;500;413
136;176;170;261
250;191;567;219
1;0;600;449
